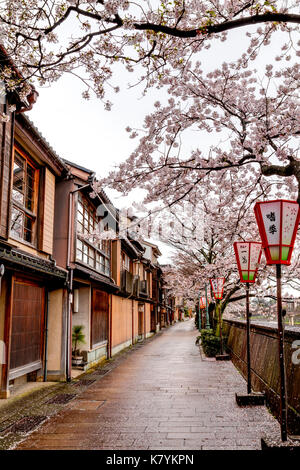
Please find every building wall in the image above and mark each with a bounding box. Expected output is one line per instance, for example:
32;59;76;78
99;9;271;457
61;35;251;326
132;300;139;342
111;240;121;286
46;289;65;380
0;277;8;391
42;168;55;254
72;285;91;351
0;108;13;239
53;179;75;269
111;296;133;355
145;302;152;338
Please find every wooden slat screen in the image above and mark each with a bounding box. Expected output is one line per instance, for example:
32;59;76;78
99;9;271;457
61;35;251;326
138;309;143;336
10;280;45;370
91;289;109;347
42;168;55;254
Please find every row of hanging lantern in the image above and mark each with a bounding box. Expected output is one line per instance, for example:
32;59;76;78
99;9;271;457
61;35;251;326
232;199;300;443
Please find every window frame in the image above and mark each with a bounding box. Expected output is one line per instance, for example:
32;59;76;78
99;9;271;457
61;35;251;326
10;145;39;246
121;251;132;273
76;193;111;277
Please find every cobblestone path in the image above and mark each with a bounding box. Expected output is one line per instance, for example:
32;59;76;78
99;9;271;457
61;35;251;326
16;319;280;450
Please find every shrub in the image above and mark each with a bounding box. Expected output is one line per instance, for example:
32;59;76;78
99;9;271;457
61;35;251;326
200;329;228;357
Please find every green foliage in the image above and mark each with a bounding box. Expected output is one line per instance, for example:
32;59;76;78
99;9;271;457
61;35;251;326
184;306;189;317
72;325;85;355
200;329;228;357
195;335;201;345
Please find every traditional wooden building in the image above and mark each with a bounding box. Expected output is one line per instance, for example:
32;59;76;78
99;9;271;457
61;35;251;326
110;217;156;356
140;240;162;333
53;160;119;375
0;47;170;395
0;109;69;398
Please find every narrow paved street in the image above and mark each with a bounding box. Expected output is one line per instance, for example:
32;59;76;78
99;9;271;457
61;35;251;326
16;320;280;450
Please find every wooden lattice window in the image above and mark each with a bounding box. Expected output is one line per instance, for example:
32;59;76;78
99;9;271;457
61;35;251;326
10;147;38;244
76;194;110;276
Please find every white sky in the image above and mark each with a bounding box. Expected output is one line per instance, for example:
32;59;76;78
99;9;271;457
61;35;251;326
27;26;290;263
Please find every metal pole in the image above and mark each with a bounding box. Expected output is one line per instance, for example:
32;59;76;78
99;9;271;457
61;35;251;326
198;291;202;331
43;290;49;382
245;283;251;394
205;284;210;329
276;264;288;442
218;300;224;355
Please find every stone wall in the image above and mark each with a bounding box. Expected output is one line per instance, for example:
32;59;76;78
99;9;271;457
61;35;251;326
223;319;300;435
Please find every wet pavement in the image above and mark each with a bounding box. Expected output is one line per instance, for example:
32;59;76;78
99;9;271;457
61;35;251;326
12;319;280;450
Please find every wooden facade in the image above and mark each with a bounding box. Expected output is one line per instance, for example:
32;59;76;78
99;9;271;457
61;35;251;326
0;110;68;398
0;51;176;397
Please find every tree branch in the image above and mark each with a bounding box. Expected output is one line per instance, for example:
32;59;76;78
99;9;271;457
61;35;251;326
134;13;300;38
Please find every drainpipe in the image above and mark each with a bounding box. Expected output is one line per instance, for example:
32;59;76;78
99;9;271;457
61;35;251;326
43;290;49;382
109;293;112;359
144;303;146;340
132;299;134;346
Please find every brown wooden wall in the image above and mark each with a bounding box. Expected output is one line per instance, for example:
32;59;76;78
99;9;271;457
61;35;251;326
0;108;13;239
53;179;75;268
223;319;300;434
111;296;134;348
41;168;55;254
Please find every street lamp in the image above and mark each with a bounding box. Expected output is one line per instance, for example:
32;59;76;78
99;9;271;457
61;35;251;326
205;284;210;329
233;241;265;405
198;291;202;331
210;277;229;360
200;296;206;329
210;277;225;300
254;199;300;442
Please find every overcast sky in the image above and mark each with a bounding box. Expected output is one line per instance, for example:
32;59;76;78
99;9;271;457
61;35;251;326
27;26;286;262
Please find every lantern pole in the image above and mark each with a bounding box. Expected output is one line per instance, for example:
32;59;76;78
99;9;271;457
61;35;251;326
198;291;202;331
234;241;265;406
205;284;210;329
245;282;251;395
276;264;288;442
217;300;224;355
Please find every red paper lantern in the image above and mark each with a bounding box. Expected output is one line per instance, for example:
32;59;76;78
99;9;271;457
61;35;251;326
199;297;206;309
210;277;225;300
254;200;300;265
233;241;262;283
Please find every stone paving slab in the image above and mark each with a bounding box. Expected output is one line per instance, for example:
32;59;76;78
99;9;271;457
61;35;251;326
14;319;282;450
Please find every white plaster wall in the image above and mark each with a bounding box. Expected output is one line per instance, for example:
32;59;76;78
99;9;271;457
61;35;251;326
72;286;91;352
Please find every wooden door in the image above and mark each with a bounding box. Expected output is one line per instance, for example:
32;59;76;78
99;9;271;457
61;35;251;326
150;307;156;332
138;305;144;336
10;279;45;372
91;289;109;348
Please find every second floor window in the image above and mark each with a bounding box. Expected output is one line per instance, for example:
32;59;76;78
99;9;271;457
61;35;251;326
76;194;110;276
10;147;38;244
121;252;131;272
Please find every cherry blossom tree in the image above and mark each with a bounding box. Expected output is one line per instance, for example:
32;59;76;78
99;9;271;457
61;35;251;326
100;55;299;205
0;1;299;104
158;170;300;331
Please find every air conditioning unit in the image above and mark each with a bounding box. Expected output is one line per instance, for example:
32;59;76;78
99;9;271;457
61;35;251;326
139;279;148;296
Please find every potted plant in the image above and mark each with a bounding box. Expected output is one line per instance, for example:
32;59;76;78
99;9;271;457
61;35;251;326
72;325;85;366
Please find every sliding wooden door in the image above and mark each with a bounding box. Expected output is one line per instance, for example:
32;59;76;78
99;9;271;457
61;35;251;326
9;278;45;377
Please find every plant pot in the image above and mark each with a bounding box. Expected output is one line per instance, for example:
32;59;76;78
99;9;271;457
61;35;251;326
72;355;83;366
